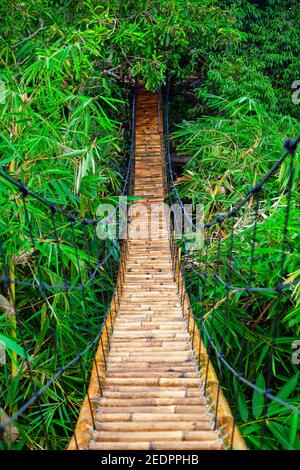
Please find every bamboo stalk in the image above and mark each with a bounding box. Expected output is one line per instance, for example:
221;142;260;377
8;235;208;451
8;261;18;380
96;421;213;431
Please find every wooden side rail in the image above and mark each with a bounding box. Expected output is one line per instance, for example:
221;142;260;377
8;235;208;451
175;251;247;450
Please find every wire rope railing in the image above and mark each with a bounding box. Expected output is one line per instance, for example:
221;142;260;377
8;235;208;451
0;82;137;450
162;80;300;449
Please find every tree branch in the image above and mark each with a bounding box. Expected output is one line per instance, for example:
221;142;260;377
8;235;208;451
12;19;44;49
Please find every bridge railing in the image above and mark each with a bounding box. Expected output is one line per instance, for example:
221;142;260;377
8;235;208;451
162;81;300;450
0;82;137;450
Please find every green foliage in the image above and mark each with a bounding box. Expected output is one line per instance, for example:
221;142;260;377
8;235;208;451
0;0;299;452
172;88;299;450
99;0;234;90
209;0;300;118
169;3;300;449
2;0;236;92
0;0;128;450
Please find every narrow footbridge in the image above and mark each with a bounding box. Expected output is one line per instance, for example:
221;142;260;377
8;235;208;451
68;85;245;450
0;82;299;451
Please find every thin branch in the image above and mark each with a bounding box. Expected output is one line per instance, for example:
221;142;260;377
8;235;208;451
101;70;120;79
120;46;133;67
12;19;44;49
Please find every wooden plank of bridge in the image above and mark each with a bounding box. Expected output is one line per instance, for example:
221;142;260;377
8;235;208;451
88;85;220;451
69;84;246;451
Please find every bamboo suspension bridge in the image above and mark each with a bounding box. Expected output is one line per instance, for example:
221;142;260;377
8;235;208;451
0;81;299;451
68;84;245;451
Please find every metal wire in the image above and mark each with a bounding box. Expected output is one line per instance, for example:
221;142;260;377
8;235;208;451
162;78;300;449
0;81;138;449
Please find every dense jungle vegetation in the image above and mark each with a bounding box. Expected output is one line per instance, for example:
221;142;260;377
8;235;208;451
0;0;299;450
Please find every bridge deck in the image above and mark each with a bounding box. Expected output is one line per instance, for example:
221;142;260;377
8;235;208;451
68;84;246;451
87;86;222;450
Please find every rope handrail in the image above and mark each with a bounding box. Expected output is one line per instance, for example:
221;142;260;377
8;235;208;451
163;80;300;293
0;330;102;431
163;81;300;231
0;82;138;300
0;77;299;451
202;322;300;415
182;251;299;294
0;81;138;448
162;79;300;448
0;82;138;228
203;135;300;229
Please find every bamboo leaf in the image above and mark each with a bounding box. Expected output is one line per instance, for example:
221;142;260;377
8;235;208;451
252;373;265;419
0;334;26;359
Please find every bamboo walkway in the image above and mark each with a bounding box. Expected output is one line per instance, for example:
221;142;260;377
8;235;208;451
69;85;246;451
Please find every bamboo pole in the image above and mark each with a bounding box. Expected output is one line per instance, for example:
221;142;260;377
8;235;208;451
8;261;18;380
